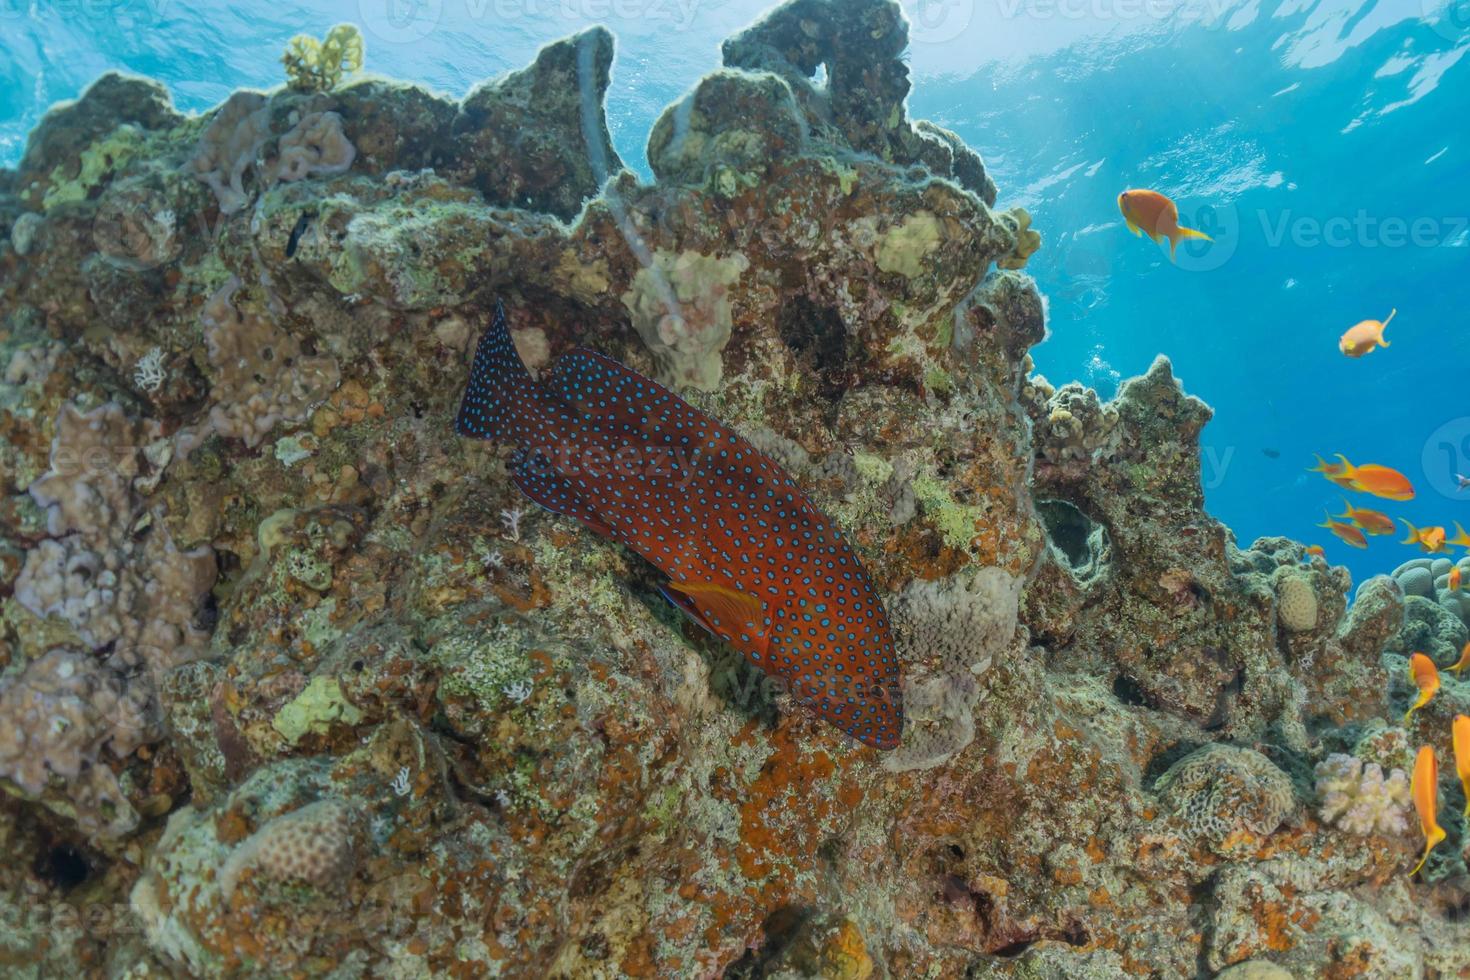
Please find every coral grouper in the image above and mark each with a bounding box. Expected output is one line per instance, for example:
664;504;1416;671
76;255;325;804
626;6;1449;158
456;302;904;748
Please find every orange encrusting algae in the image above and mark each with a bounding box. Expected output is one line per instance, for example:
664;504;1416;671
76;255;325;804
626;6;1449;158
1410;745;1446;876
1454;716;1470;818
1404;653;1439;724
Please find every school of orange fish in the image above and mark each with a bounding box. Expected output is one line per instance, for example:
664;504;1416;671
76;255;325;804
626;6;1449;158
1119;189;1463;876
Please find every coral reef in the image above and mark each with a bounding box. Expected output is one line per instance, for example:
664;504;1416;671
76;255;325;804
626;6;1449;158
1;1;1468;976
1315;752;1411;836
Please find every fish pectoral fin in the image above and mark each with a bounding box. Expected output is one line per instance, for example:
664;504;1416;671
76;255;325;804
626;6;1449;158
666;580;768;652
1126;219;1143;237
659;585;716;637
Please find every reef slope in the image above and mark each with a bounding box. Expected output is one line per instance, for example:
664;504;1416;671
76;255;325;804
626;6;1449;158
0;3;1466;977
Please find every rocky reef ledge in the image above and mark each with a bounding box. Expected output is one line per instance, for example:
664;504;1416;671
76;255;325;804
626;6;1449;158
0;1;1466;976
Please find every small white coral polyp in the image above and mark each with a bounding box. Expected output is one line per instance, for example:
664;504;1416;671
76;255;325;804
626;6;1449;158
1314;753;1411;836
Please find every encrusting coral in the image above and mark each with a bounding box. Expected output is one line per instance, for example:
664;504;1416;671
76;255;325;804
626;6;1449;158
2;0;1469;975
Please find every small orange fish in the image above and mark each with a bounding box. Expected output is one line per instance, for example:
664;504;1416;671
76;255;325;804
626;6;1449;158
1404;652;1440;724
1449;522;1470;551
1333;456;1415;501
1455;716;1470;818
1450;642;1470;676
1117;189;1213;261
1410;744;1446;876
1304;544;1326;559
1318;512;1367;549
1339;309;1395;357
1333;498;1395;536
1452;567;1463;592
1309;454;1360;490
1401;520;1448;554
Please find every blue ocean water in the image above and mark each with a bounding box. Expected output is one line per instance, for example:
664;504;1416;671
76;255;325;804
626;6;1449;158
2;0;1467;588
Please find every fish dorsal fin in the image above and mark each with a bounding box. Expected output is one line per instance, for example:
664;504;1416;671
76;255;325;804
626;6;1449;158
539;347;672;419
665;580;768;655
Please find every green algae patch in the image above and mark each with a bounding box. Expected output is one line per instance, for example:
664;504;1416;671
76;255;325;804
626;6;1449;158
852;452;894;485
912;471;984;551
42;124;145;211
876;210;942;278
273;675;364;744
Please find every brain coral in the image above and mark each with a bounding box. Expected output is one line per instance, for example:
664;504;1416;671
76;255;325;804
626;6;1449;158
220;799;361;899
1314;753;1411;836
1275;572;1318;633
1155;744;1295;843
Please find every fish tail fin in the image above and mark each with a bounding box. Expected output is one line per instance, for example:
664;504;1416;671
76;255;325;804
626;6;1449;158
1379;308;1395;346
1400;519;1421;545
456;300;534;440
1169;225;1213;259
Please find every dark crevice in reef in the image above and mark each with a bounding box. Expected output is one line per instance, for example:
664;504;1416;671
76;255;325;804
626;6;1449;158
776;296;852;402
34;841;91;891
724;905;816;979
1035;498;1110;586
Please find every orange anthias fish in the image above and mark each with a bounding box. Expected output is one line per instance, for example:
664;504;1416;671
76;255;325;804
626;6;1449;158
1309;454;1360;490
456;302;903;749
1451;642;1470;676
1449;522;1470;551
1318;513;1367;549
1401;520;1449;554
1410;744;1446;876
1404;652;1440;724
1334;498;1396;536
1339;309;1396;358
1332;455;1415;501
1117;189;1213;261
1455;716;1470;818
1452;567;1463;592
1304;544;1326;559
